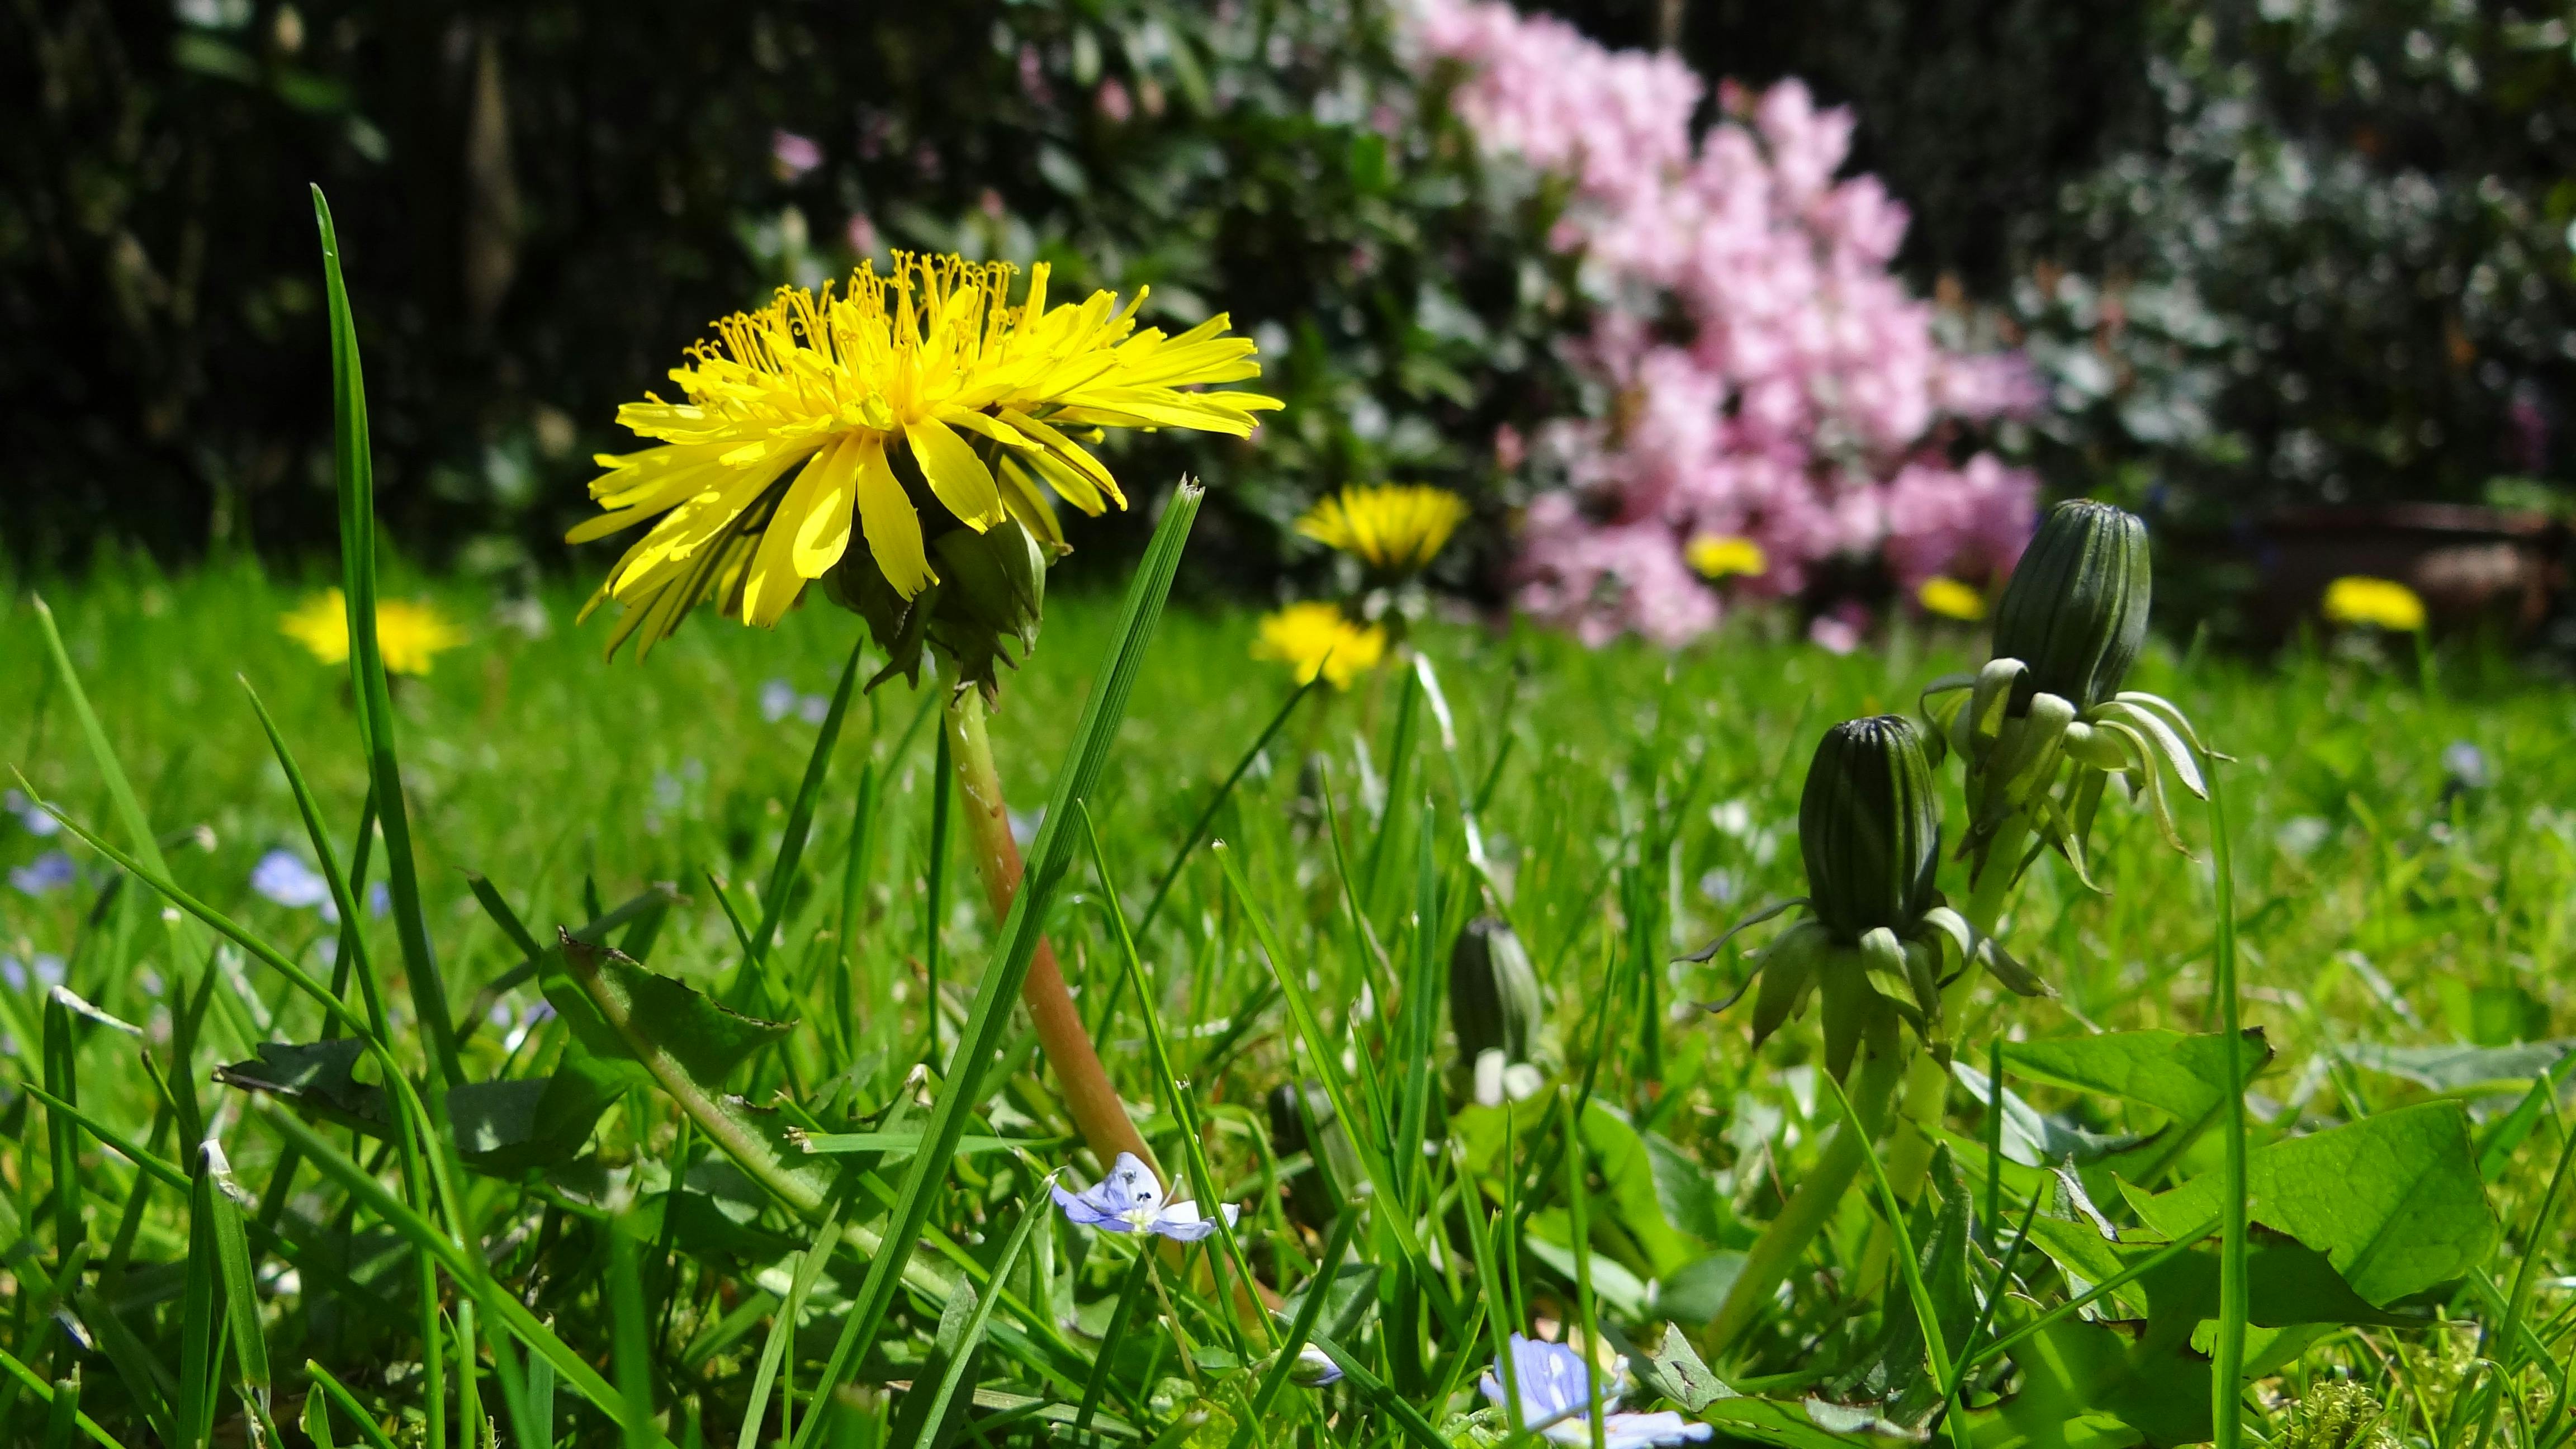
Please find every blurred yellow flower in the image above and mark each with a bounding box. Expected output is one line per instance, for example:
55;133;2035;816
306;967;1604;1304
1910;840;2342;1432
1252;603;1386;690
1686;534;1767;580
572;252;1281;657
1916;575;1987;621
281;590;466;676
2322;575;2426;632
1295;485;1467;577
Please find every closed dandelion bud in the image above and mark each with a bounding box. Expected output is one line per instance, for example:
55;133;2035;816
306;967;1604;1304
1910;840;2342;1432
1450;916;1541;1071
1991;500;2151;712
932;519;1048;655
1798;716;1940;943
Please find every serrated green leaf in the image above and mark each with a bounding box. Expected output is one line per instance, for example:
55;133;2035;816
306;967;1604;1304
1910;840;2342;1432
2130;1101;2497;1306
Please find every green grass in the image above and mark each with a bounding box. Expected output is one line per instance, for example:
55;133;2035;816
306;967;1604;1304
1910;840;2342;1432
3;553;2574;1447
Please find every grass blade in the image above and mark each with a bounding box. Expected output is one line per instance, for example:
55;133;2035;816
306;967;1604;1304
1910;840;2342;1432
911;1186;1049;1441
790;479;1205;1449
305;1362;402;1449
737;1195;846;1448
310;186;462;1087
0;1348;117;1449
1136;676;1318;938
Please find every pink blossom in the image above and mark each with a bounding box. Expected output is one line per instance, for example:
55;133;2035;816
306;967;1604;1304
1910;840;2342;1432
844;212;879;257
771;130;823;181
1413;0;2042;648
1097;78;1134;124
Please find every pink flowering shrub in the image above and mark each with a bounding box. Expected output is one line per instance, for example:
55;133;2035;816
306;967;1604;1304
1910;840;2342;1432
1413;0;2043;646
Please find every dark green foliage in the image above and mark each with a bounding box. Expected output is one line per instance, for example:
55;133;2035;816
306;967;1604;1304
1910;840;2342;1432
1;0;1571;597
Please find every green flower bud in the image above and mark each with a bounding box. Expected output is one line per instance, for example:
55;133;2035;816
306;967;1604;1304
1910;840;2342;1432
1991;500;2152;712
1798;716;1940;943
823;518;1051;697
1449;916;1541;1071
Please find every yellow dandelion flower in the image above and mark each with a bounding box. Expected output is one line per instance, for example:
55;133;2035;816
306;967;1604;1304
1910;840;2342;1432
281;589;466;676
1295;484;1468;578
2322;575;2426;632
1251;602;1386;690
1686;534;1767;580
1916;575;1987;621
570;252;1283;657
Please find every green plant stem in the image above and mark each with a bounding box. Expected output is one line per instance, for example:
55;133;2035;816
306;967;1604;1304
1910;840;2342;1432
2205;763;2248;1449
1706;1026;1909;1353
1878;812;2038;1216
943;685;1158;1178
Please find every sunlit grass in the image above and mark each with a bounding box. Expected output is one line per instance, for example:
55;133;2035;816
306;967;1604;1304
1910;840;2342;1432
3;552;2572;1445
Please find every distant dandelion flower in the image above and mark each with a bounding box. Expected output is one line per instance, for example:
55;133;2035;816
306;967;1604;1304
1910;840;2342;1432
282;589;466;675
1252;603;1386;690
11;851;75;897
569;252;1280;657
1295;484;1467;579
250;849;334;911
1481;1335;1711;1448
2322;576;2426;633
1916;575;1986;621
1052;1152;1240;1241
1685;534;1767;581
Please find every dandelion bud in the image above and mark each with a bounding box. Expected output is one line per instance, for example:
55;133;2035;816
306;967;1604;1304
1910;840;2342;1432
1798;716;1940;943
932;518;1048;658
1449;916;1541;1072
1991;500;2151;712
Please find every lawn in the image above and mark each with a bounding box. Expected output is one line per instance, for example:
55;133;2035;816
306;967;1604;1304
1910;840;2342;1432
2;553;2570;1447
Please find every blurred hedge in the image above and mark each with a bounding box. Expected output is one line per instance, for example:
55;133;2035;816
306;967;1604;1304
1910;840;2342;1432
4;0;1577;595
13;0;2572;602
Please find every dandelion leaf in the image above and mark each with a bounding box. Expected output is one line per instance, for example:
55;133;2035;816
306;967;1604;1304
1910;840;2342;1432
2129;1101;2497;1308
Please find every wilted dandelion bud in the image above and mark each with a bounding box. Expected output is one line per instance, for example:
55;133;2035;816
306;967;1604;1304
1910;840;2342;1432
1798;717;1940;944
1991;500;2151;712
1267;1081;1352;1230
1450;916;1542;1074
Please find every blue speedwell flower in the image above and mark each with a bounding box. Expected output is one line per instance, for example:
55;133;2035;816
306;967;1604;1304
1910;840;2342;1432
1480;1335;1711;1448
1052;1153;1240;1242
250;849;334;913
11;851;75;896
4;789;61;838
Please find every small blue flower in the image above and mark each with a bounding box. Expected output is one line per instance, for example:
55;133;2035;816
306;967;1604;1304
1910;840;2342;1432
1052;1153;1240;1242
367;880;391;918
5;789;61;839
11;851;76;896
760;679;799;723
1287;1343;1342;1388
1480;1335;1711;1448
2444;741;2491;790
250;849;334;911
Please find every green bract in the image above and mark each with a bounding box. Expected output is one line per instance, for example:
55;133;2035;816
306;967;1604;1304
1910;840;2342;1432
1927;501;2211;884
1684;721;2046;1079
1991;499;2152;713
826;518;1055;698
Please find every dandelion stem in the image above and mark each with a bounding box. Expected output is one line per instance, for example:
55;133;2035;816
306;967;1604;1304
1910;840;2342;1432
1706;1025;1909;1353
2206;761;2248;1449
943;685;1160;1179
